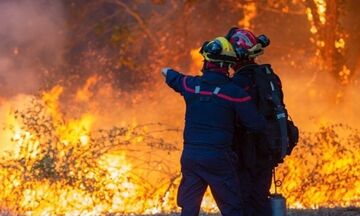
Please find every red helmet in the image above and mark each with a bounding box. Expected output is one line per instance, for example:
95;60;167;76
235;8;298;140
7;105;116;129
225;27;270;59
228;29;258;49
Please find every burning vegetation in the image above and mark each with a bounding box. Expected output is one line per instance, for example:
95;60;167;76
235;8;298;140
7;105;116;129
0;0;360;215
0;83;359;214
0;85;182;215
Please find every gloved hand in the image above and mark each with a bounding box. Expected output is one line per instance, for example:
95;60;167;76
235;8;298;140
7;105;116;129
161;67;171;77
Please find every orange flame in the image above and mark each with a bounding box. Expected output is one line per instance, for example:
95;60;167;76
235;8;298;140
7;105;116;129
0;2;359;213
238;2;257;29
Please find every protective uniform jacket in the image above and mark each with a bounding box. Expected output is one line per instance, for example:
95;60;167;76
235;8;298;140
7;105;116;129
165;69;266;149
232;64;285;114
232;64;287;165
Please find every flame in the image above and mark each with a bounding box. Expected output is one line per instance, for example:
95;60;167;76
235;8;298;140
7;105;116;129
75;75;100;102
306;8;318;34
0;1;359;214
42;85;95;146
335;38;346;49
238;2;257;29
338;65;351;85
0;66;359;214
315;0;327;25
42;85;63;122
305;0;327;47
190;48;203;74
306;0;326;29
276;125;360;208
0;77;182;215
305;0;350;84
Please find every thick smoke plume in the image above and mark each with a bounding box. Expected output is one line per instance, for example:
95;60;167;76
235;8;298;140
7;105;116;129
0;0;65;97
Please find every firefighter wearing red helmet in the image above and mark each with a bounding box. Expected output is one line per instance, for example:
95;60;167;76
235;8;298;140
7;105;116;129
226;27;298;216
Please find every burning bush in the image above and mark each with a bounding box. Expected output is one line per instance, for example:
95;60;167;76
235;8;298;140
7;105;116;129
0;87;181;215
277;124;360;208
0;84;359;215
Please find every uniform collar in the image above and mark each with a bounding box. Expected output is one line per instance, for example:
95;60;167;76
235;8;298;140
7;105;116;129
202;70;231;84
235;63;259;73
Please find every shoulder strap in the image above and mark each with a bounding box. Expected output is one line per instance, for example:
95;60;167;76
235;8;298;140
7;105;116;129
256;65;289;159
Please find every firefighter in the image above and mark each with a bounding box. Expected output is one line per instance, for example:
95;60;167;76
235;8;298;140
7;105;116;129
225;27;289;216
161;36;266;216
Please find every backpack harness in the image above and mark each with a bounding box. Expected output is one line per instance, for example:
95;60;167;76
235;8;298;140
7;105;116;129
239;64;296;161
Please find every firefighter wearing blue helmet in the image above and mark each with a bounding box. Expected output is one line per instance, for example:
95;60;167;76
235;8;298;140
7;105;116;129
162;36;266;216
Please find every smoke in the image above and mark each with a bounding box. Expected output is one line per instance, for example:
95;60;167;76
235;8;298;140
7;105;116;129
268;56;360;130
0;0;65;97
0;0;66;154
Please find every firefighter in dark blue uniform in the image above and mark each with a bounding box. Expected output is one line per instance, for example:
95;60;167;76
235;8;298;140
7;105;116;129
162;37;266;216
232;65;276;216
226;28;285;216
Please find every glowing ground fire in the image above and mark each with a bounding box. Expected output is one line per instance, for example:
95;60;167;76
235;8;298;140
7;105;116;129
0;83;182;215
0;74;359;215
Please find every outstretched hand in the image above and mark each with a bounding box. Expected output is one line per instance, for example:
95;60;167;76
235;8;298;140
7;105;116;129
161;67;171;77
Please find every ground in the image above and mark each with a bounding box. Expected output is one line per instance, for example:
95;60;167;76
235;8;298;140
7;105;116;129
156;207;360;216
